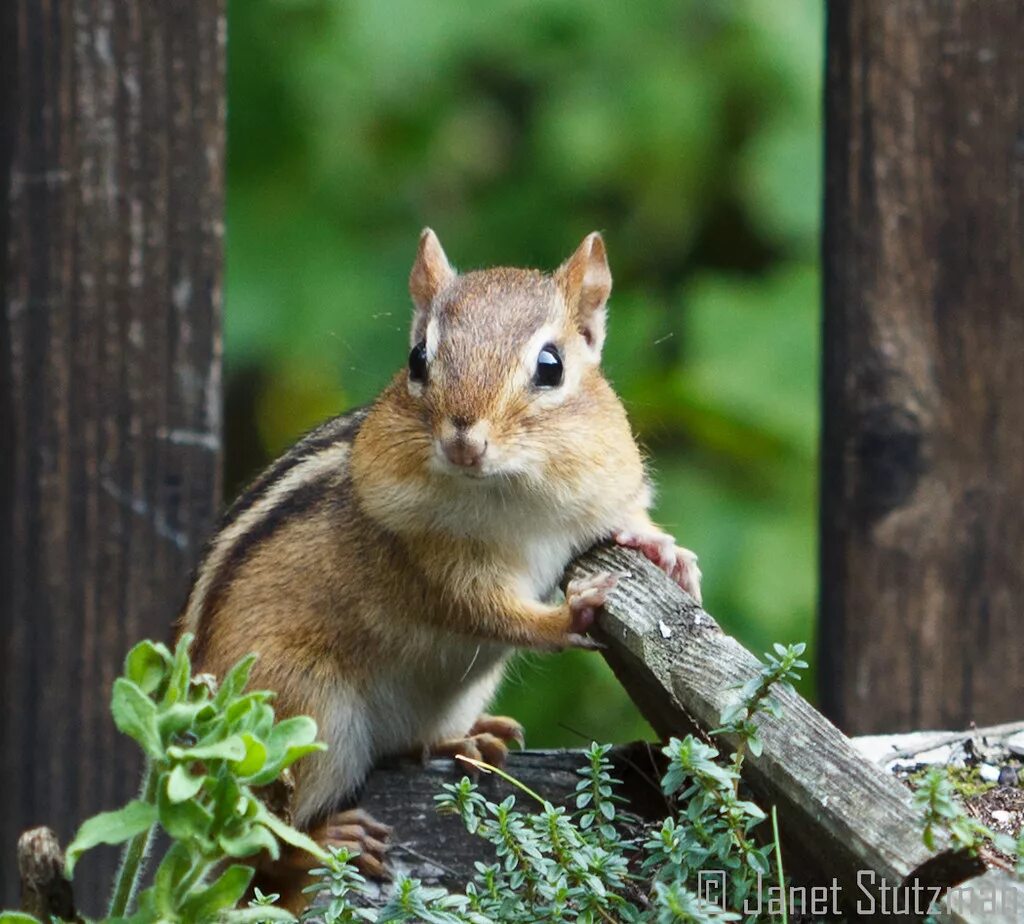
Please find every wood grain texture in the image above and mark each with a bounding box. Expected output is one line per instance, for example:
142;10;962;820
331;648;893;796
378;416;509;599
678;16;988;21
821;2;1024;732
0;0;225;911
934;870;1024;924
566;544;984;913
17;827;80;922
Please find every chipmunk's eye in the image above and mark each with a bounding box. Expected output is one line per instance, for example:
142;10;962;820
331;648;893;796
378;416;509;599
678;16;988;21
408;340;428;384
533;343;563;388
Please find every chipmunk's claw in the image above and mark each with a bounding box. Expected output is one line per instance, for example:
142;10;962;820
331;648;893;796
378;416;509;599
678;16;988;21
565;570;623;640
567;633;607;650
614;529;702;604
469;714;525;750
311;808;392;880
431;732;512;772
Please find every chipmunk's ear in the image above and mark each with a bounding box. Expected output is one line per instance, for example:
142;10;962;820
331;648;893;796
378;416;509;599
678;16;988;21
409;228;455;337
556;232;612;358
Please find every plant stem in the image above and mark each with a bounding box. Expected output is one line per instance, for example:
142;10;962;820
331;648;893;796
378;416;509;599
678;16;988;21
108;760;159;918
175;853;213;901
771;805;788;924
730;739;747;798
455;754;547;807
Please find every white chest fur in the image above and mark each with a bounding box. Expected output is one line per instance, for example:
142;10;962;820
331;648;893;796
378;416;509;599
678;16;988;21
517;531;580;600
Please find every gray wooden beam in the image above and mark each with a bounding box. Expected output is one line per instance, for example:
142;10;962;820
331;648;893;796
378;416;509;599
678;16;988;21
566;544;985;914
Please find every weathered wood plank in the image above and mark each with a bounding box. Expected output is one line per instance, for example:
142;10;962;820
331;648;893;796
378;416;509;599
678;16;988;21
566;543;985;912
853;721;1024;766
821;0;1024;734
0;0;225;911
933;869;1024;924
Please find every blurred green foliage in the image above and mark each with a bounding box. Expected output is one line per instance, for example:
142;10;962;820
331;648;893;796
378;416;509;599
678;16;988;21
226;0;823;746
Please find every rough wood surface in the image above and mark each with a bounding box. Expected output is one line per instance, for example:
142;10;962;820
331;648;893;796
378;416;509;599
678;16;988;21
566;544;984;912
353;745;667;898
934;869;1024;924
853;721;1024;766
17;827;80;922
820;1;1024;734
0;1;225;911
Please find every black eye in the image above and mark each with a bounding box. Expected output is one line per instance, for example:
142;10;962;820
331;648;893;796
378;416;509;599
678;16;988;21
409;340;428;384
533;343;563;388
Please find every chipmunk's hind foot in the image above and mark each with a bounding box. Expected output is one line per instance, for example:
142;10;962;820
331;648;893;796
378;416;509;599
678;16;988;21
431;732;511;771
469;713;525;749
309;808;392;879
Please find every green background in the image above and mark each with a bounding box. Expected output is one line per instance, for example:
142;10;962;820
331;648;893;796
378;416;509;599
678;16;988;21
225;0;824;746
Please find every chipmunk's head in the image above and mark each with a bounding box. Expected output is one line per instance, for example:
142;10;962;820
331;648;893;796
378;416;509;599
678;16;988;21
404;228;614;483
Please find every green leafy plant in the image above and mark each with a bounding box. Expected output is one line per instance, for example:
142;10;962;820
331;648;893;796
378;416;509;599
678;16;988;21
294;644;810;924
915;767;1024;875
3;634;327;924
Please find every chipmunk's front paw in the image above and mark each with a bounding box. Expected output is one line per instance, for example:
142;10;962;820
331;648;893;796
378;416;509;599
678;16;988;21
613;528;702;604
310;808;391;879
564;571;624;648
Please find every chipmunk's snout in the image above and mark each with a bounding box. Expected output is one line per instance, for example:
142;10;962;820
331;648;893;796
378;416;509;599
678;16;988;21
437;418;489;472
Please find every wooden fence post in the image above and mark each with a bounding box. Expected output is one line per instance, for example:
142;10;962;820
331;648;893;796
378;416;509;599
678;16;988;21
821;2;1024;733
0;1;225;910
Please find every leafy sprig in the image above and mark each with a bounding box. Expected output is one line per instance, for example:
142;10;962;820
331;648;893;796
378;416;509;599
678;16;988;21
9;634;328;924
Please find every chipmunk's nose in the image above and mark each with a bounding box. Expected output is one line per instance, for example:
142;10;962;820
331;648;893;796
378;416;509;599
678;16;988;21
440;419;489;470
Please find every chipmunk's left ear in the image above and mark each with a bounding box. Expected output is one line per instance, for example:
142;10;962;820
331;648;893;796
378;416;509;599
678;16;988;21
556;232;612;358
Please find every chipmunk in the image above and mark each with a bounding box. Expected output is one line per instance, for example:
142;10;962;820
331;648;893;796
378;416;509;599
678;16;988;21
176;229;701;908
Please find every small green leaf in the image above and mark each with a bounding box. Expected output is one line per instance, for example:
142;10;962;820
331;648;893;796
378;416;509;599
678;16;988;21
0;914;46;923
157;701;216;740
168;734;246;763
66;800;157;876
179;864;254;920
219;823;280;859
232;733;268;778
746;848;771;875
736;800;767;821
124;640;172;695
167;764;205;803
151;842;193;915
166;633;194;705
224;693;274;728
266;716;319;753
247;717;324;786
257;807;328;862
220;908;295;923
111;678;163;757
213;653;257;709
158;782;215;844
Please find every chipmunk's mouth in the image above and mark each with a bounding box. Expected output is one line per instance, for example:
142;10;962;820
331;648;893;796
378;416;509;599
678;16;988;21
430;453;493;480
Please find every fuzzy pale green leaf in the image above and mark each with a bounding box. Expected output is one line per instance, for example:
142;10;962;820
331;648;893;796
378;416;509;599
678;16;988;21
65;799;157;876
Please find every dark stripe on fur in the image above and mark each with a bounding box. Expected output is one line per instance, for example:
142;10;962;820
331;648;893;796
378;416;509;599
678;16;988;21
220;407;367;534
177;408;367;644
189;472;338;667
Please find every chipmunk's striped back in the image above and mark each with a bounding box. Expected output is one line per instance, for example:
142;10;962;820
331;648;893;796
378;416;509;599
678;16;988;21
178;407;368;660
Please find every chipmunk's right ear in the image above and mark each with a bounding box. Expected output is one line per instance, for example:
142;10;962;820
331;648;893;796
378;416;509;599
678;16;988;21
409;228;455;319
